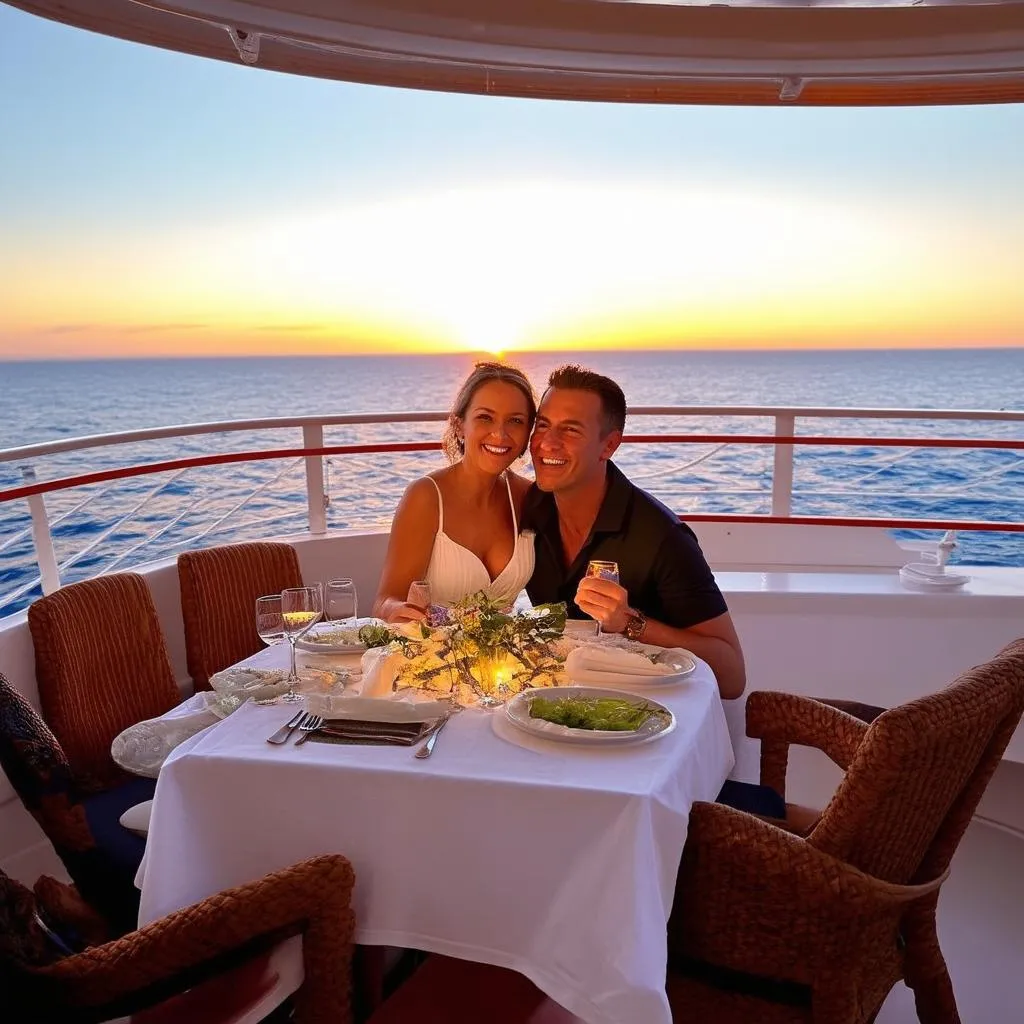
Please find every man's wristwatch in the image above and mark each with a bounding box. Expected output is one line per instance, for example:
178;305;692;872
622;609;647;642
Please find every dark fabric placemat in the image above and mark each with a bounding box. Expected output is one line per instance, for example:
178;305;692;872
306;731;419;747
306;717;439;746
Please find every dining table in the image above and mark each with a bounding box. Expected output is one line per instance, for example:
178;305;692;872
135;634;735;1024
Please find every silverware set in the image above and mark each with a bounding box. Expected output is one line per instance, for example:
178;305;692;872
265;710;322;745
265;707;456;756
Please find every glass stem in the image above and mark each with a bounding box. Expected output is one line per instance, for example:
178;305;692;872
288;637;298;682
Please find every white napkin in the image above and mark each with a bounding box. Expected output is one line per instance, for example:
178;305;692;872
565;644;680;686
305;694;450;722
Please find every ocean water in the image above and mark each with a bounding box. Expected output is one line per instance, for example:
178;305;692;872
1;349;1023;615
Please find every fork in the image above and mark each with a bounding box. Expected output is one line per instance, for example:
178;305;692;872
293;714;324;746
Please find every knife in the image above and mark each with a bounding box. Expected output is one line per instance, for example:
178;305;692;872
266;710;306;745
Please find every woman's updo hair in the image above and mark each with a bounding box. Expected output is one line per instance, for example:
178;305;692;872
441;361;537;463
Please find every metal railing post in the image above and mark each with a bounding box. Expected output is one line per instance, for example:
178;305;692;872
302;424;327;534
771;413;795;516
21;465;61;595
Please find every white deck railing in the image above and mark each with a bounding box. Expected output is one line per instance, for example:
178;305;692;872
2;405;1023;614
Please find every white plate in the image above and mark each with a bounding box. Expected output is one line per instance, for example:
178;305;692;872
295;624;367;654
564;642;696;687
504;686;676;746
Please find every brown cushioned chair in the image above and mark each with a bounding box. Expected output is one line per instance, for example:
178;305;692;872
667;637;1024;1024
178;542;303;692
1;853;355;1024
27;573;180;792
0;672;153;935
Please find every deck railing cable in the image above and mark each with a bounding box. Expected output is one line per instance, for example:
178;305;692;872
2;406;1023;613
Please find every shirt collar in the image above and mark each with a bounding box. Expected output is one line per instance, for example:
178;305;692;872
524;459;630;537
591;460;631;536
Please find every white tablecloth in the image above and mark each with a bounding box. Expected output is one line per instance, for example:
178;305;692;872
137;648;734;1024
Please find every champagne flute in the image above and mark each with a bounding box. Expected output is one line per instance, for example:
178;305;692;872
325;578;358;628
585;560;620;636
280;585;323;702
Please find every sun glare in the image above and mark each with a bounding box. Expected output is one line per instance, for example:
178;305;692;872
4;178;1022;356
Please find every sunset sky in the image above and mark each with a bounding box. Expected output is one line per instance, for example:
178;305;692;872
1;6;1022;359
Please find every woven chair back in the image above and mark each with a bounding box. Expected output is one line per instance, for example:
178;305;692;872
810;638;1024;885
28;574;179;791
178;542;303;692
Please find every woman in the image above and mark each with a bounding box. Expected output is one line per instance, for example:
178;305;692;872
373;361;538;623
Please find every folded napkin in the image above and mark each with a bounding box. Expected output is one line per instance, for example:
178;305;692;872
564;644;687;686
307;691;450;718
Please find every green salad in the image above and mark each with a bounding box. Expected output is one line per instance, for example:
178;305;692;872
528;695;668;732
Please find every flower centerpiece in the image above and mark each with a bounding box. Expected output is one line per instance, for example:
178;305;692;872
359;594;568;706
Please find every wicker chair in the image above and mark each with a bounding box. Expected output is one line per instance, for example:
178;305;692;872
667;637;1024;1024
2;853;355;1024
178;542;303;692
0;672;153;935
27;573;180;791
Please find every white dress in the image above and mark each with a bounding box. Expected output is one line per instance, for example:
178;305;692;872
424;474;535;609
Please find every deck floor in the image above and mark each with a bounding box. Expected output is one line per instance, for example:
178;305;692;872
876;820;1023;1022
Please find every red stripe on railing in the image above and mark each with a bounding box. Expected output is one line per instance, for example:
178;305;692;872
683;514;1024;533
2;437;1023;536
0;443;441;502
625;434;1024;450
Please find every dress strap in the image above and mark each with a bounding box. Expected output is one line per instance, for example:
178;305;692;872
504;473;518;535
427;476;444;532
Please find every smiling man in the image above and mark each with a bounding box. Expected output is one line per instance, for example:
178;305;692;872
522;364;746;700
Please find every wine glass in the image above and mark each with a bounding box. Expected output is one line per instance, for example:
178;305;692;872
407;580;432;617
255;595;285;646
585;560;620;636
325;578;358;627
253;595;286;705
280;585;323;702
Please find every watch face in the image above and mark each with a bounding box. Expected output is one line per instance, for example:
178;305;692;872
625;614;645;640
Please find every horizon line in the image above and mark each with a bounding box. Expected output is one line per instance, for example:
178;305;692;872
2;343;1024;364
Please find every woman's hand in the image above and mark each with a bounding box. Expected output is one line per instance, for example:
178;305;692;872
387;602;428;624
574;576;631;634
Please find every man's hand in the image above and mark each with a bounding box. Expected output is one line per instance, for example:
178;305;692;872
575;576;631;634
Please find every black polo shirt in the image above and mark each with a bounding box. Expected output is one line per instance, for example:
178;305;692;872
522;461;728;629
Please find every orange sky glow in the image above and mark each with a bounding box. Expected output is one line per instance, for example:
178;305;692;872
2;182;1022;360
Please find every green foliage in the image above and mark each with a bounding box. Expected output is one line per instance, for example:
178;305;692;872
528;695;668;732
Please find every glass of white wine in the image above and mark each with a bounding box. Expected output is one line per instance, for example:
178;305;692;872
585;560;620;636
280;585;323;702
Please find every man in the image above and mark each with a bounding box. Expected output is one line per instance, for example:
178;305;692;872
523;364;746;700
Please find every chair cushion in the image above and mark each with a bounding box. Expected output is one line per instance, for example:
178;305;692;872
717;780;787;818
83;776;156;876
76;776;156;932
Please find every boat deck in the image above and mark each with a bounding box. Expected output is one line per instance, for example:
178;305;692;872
877;820;1024;1022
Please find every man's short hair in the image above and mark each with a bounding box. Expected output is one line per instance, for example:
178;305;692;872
546;365;627;436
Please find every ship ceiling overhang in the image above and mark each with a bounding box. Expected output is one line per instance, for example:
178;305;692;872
7;0;1024;104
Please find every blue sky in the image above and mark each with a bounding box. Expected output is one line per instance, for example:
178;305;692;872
1;3;1022;357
